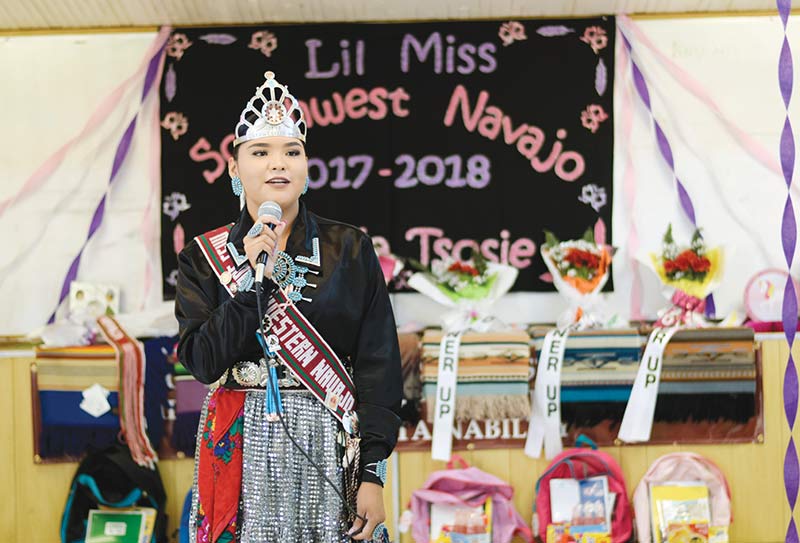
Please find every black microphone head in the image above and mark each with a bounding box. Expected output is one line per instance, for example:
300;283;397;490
257;201;283;221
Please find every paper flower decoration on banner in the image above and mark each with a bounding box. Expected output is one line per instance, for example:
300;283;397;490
161;112;189;140
498;21;527;46
249;30;278;57
645;224;723;327
536;25;574;37
165;64;177;102
407;250;518;332
579;26;608;54
166;33;193;60
578;184;607;212
580;104;608;133
199;33;237;45
162;192;191;221
541;227;614;328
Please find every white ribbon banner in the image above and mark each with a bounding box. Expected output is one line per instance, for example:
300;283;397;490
618;327;679;443
525;327;569;459
431;331;463;461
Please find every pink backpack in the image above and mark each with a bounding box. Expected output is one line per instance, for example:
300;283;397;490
632;452;732;543
409;456;533;543
534;447;633;543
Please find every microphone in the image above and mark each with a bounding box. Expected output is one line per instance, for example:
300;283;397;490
254;201;283;284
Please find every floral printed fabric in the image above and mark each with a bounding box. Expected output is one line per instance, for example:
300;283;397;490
196;388;246;543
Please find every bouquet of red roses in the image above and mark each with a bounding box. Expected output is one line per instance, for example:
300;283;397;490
647;224;723;327
660;225;712;282
407;249;518;332
541;227;615;328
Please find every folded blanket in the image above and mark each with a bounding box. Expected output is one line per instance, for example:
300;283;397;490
420;329;531;422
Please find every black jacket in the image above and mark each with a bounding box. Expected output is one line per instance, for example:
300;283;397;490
175;202;402;484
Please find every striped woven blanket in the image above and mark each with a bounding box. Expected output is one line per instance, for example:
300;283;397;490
420;329;531;421
528;327;758;437
32;338;173;461
33;345;121;459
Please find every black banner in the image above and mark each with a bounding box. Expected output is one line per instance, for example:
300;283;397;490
160;18;615;298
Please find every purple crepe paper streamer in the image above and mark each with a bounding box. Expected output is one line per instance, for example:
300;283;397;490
778;1;800;541
620;30;716;317
48;38;167;323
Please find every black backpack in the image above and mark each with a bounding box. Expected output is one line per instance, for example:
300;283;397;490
60;444;168;543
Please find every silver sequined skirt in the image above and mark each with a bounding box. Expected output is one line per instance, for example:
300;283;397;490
190;389;349;543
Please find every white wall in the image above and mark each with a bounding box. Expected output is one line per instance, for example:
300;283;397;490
610;15;797;322
0;17;798;335
0;31;161;334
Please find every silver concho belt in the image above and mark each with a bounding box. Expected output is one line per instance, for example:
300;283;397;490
224;358;301;389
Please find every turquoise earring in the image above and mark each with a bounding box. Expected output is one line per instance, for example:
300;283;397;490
231;176;243;197
302;176;309;195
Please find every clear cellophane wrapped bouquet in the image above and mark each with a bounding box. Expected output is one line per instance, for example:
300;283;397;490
407;249;517;332
541;227;615;329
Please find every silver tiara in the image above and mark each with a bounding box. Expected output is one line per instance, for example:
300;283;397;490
234;71;307;146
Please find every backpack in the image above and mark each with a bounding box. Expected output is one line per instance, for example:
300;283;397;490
60;444;168;543
179;488;192;543
534;441;633;543
409;455;533;543
632;452;731;543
